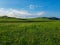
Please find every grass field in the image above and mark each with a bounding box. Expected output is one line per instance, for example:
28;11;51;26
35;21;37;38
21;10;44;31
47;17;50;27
0;17;60;45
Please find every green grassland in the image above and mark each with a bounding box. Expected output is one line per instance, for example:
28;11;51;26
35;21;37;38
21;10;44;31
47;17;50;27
0;16;60;45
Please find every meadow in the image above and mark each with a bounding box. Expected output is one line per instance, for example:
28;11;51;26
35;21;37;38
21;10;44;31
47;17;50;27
0;17;60;45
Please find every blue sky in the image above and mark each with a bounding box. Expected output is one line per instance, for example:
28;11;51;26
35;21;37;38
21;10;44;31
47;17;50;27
0;0;60;18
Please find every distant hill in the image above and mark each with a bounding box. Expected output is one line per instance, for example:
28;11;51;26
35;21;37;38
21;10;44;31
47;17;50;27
0;16;60;23
47;17;60;20
28;17;60;21
0;16;27;21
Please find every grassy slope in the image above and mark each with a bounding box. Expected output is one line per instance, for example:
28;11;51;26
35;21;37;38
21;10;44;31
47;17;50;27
0;17;60;45
0;16;27;21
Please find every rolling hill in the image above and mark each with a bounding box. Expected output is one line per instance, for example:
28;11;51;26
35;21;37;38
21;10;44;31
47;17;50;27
0;16;60;22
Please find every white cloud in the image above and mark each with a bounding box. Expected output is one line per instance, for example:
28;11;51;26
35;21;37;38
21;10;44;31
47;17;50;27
29;4;43;10
0;8;45;18
36;11;45;16
29;5;35;9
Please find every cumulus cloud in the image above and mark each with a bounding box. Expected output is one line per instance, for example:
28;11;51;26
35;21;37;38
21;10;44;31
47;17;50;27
36;12;45;16
0;8;45;18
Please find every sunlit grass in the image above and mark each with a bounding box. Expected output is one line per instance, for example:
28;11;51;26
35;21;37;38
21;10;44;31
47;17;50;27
0;21;60;45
